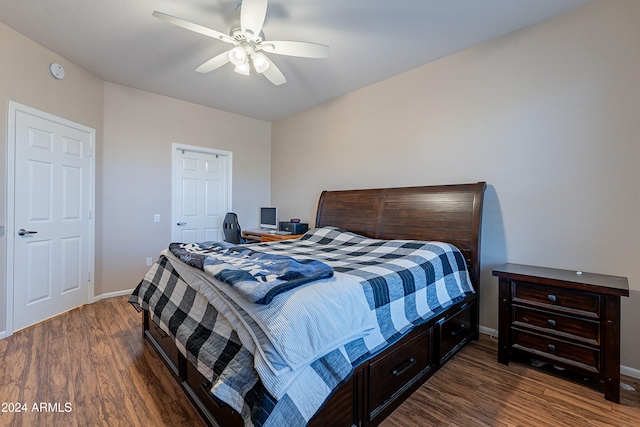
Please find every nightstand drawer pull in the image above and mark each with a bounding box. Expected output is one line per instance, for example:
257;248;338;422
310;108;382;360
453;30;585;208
547;294;557;302
547;319;556;327
547;344;556;352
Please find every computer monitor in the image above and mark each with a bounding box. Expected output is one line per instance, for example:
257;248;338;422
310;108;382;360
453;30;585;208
260;207;278;230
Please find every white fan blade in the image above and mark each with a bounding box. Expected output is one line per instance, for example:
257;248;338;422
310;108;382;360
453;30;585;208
195;51;231;73
262;57;286;86
260;40;329;58
153;11;236;44
240;0;268;40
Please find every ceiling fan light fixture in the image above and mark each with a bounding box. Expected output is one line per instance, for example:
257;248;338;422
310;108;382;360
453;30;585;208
234;62;250;75
154;0;329;86
251;52;270;73
229;46;248;66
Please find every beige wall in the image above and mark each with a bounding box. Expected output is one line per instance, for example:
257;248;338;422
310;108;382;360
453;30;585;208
100;83;271;296
271;0;640;371
0;23;271;333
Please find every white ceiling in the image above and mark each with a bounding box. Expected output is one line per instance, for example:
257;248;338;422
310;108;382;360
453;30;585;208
1;0;594;122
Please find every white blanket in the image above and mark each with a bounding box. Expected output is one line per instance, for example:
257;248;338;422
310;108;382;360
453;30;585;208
164;250;375;399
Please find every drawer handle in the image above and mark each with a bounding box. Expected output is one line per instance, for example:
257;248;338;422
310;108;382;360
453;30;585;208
547;344;556;352
202;381;212;391
392;357;416;377
547;319;557;327
451;322;467;336
547;294;557;302
154;325;169;338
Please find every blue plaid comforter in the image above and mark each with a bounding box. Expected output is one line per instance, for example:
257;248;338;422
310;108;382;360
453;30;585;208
129;227;475;427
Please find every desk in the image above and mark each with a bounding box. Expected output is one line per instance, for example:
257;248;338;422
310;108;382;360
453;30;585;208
242;230;304;243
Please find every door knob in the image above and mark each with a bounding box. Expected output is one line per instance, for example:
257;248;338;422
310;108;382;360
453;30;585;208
18;229;38;236
176;222;187;226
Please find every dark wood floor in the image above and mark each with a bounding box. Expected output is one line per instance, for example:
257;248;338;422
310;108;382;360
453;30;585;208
0;296;638;426
382;336;640;427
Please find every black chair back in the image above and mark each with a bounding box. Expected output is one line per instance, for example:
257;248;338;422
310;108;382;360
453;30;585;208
222;212;244;244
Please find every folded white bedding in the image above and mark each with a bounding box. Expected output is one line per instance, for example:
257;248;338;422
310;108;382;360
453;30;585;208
163;250;375;399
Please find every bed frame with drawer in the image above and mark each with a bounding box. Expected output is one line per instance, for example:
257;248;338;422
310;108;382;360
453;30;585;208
141;182;486;426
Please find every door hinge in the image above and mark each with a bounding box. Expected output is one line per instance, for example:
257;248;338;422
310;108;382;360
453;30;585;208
89;146;93;157
88;210;93;219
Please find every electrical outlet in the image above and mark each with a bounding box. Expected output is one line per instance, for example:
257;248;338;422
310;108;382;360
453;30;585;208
146;257;153;266
154;214;160;223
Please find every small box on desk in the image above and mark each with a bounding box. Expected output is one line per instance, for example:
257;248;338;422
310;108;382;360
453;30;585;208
279;222;308;234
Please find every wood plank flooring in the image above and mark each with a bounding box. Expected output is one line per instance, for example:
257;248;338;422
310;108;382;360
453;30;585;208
381;335;640;427
0;296;205;427
0;296;638;426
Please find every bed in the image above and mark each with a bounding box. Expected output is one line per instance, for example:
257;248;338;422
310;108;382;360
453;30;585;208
129;182;486;427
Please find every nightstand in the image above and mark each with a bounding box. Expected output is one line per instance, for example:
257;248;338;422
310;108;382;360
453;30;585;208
493;263;629;403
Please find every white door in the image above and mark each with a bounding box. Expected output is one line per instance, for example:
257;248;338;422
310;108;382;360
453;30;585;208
8;103;94;332
171;144;232;243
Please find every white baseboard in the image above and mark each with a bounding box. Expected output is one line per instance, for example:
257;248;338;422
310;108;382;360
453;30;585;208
478;325;640;380
93;288;134;302
621;365;640;380
479;325;498;339
1;290;134;341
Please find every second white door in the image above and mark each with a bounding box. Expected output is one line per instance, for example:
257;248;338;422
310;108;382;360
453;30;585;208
172;145;231;243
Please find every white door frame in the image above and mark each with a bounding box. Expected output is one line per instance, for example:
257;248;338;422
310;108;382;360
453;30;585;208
5;101;96;337
171;143;233;242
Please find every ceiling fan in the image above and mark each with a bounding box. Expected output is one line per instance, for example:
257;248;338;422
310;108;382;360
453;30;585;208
153;0;329;86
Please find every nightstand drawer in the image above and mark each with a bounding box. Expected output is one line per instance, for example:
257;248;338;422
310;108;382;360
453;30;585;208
512;329;600;374
513;282;600;318
512;306;600;345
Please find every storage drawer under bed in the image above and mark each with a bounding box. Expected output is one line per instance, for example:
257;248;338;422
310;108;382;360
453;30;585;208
369;326;432;414
438;302;474;363
183;360;243;427
145;313;180;377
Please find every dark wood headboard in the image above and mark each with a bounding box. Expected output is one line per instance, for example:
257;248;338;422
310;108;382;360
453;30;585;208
315;182;486;289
